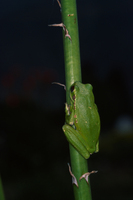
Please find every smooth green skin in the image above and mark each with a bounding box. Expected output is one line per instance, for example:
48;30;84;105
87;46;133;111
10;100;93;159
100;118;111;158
63;82;100;159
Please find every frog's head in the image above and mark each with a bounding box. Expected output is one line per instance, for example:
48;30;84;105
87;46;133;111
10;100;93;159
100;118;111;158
70;81;94;104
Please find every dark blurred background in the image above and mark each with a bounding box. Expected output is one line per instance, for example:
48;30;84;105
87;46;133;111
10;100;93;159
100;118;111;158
0;0;133;199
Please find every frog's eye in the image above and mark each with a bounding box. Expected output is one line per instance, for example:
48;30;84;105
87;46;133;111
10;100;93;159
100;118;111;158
71;85;75;92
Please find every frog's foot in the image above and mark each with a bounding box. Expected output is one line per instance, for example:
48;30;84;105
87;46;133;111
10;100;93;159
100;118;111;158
79;171;98;184
68;163;78;187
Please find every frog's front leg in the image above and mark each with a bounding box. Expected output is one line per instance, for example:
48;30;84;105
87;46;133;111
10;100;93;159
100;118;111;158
65;103;74;125
62;124;90;159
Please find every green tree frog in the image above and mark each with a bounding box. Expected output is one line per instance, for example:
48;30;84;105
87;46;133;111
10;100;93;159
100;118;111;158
62;82;100;159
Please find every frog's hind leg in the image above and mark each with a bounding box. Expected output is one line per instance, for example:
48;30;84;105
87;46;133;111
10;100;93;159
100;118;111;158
62;124;90;159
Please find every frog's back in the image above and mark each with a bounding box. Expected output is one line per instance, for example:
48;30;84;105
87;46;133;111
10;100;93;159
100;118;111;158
75;83;100;152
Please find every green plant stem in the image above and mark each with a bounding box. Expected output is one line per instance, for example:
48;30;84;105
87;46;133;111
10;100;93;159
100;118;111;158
0;176;5;200
61;0;92;199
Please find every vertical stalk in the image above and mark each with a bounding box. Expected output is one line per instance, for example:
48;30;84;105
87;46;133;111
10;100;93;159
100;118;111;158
61;0;92;199
0;177;5;200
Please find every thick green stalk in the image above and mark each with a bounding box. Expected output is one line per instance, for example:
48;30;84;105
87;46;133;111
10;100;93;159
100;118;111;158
61;0;92;200
0;177;5;200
